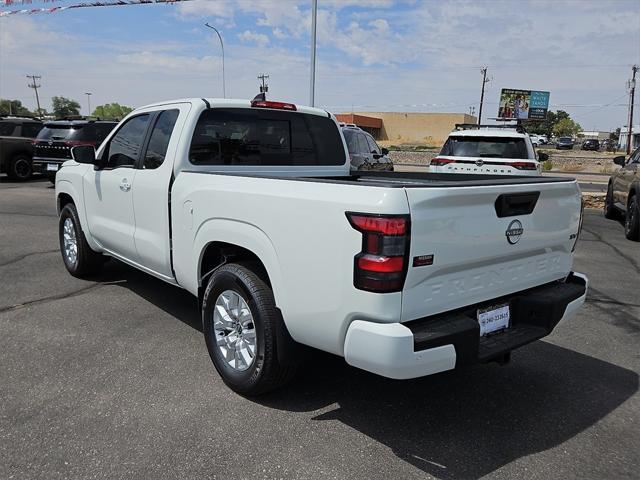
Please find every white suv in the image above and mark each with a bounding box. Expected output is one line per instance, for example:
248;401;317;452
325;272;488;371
430;124;546;176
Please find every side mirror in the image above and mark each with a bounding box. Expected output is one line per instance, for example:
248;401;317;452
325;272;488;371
71;145;97;165
381;147;389;155
613;155;626;167
538;152;549;161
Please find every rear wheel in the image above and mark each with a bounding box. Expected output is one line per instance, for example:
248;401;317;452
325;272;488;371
6;154;32;181
202;263;297;395
58;203;105;277
604;183;618;219
624;194;639;241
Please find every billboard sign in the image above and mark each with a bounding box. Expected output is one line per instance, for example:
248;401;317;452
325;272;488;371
498;89;550;120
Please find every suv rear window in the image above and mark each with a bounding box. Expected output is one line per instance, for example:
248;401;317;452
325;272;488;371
37;123;115;143
189;108;346;166
440;136;528;159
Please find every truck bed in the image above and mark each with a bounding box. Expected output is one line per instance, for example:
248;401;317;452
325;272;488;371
183;169;575;188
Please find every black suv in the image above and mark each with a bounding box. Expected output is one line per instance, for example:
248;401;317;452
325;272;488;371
0;116;44;181
32;119;117;182
581;139;600;151
341;125;393;171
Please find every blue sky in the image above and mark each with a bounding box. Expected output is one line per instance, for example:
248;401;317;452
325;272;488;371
1;0;639;130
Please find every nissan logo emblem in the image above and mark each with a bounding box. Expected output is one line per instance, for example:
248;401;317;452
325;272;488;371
475;159;484;167
506;220;523;244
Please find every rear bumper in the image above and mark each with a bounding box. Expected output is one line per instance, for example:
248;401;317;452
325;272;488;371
32;158;65;174
344;272;588;379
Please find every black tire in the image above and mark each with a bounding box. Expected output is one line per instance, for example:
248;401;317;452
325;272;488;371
6;154;32;181
58;203;105;277
604;182;618;219
624;194;639;241
202;263;297;395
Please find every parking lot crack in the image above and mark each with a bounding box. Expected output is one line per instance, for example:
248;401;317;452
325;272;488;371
0;249;59;268
581;226;640;274
0;283;104;313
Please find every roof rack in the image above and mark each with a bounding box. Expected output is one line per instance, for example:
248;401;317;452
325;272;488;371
454;123;527;134
0;115;42;121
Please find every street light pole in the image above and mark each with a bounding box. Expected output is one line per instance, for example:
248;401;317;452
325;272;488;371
85;92;92;116
309;0;317;107
204;22;226;98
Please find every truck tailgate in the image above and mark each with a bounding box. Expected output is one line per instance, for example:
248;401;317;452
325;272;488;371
401;180;581;322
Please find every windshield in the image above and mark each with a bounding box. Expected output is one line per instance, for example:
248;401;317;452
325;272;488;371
558;137;572;142
189;108;346;166
342;129;359;154
37;126;82;141
440;136;529;159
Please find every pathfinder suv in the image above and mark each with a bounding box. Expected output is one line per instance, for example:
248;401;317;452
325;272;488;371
32;119;117;182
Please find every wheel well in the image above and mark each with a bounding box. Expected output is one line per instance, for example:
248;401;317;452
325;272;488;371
57;193;74;214
199;242;271;290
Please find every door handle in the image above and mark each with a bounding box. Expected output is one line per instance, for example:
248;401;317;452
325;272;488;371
119;179;131;192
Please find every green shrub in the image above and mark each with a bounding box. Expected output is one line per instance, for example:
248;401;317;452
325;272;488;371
542;159;553;171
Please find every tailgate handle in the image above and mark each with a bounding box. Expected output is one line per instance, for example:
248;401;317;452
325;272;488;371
495;192;540;218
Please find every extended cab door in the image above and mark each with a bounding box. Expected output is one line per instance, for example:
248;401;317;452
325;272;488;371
83;114;152;261
130;104;190;278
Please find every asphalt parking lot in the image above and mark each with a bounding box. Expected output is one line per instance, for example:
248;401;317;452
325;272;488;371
1;177;638;480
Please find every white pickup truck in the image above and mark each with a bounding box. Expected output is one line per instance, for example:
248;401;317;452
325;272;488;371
55;98;588;395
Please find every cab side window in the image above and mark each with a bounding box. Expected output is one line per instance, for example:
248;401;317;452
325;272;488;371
143;110;179;169
105;115;150;168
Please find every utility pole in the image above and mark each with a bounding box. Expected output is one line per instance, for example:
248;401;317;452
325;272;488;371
204;23;226;98
478;67;489;125
258;74;269;98
627;64;637;155
309;0;317;106
26;75;42;118
84;92;92;116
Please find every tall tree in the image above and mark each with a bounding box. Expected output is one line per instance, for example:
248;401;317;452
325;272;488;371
91;103;134;120
0;99;33;117
553;117;582;137
51;96;81;118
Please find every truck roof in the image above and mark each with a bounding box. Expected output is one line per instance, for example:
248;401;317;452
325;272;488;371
135;98;331;118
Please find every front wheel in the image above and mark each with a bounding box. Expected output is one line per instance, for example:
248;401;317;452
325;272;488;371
604;183;618;219
625;195;639;241
6;155;32;181
58;204;105;277
202;263;297;395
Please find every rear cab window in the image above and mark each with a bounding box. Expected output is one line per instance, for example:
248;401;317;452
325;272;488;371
440;136;529;159
0;122;18;136
189;108;346;166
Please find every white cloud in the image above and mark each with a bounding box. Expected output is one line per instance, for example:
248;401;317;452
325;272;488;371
238;30;270;47
272;28;288;40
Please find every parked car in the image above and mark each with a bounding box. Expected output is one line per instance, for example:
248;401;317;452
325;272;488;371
529;134;547;146
581;139;600;151
601;139;616;152
32;118;117;182
555;137;574;150
340;124;393;171
55;98;587;395
430;124;545;176
0;116;43;181
604;147;640;240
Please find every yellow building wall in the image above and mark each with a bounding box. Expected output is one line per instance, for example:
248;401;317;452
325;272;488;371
350;112;477;146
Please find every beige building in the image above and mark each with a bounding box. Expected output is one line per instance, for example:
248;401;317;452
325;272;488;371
336;112;477;146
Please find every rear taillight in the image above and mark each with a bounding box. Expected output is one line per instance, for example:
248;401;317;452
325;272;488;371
508;161;537;170
250;100;297;111
430;157;455;166
347;213;410;293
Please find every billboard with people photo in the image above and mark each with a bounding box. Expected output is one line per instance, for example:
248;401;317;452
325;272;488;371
498;89;550;120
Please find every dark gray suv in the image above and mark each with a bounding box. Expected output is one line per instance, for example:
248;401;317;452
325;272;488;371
604;147;639;241
341;125;393;171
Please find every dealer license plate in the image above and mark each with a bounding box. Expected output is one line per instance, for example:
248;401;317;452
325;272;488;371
477;303;510;336
46;163;59;172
